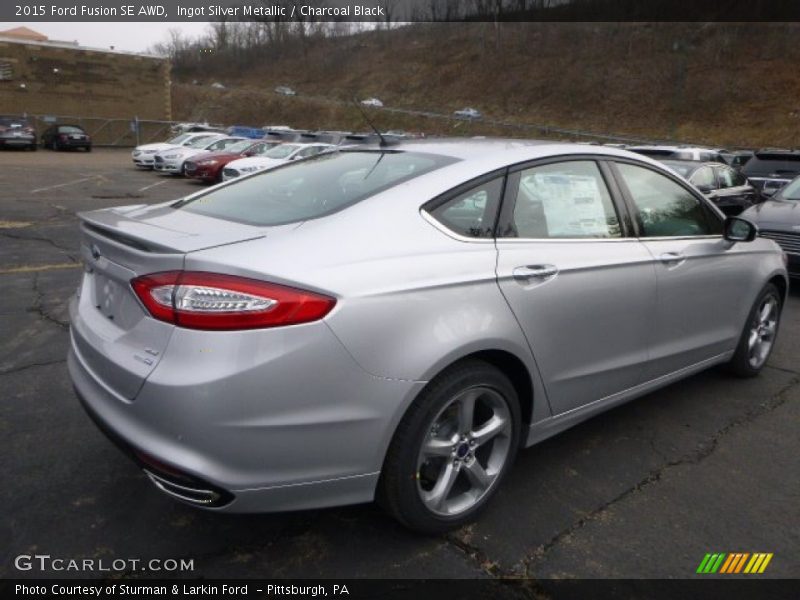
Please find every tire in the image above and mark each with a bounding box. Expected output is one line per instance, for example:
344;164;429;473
726;283;782;377
378;359;521;534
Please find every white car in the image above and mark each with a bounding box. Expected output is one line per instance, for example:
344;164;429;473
153;136;245;175
222;143;334;181
454;107;482;120
361;98;384;108
274;86;296;96
131;133;221;169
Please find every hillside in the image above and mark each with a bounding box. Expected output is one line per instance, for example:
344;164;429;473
171;23;800;148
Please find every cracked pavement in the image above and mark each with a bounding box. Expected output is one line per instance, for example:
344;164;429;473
1;149;798;582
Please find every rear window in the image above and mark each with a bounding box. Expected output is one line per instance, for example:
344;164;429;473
58;125;84;134
743;154;800;176
0;116;30;128
178;150;457;226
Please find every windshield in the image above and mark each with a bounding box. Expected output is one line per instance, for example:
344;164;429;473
777;178;800;200
186;135;216;148
264;144;300;159
178;150;458;226
168;133;191;145
225;140;256;154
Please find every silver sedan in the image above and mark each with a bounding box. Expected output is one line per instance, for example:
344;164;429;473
68;140;788;532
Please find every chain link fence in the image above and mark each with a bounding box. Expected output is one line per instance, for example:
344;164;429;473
29;115;178;147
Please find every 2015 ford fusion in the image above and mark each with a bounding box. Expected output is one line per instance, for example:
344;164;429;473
68;140;788;533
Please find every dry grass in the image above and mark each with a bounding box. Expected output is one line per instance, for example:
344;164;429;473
172;23;800;148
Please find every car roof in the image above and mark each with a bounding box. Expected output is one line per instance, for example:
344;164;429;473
359;138;662;170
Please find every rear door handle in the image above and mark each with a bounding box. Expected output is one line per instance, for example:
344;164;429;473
659;252;687;266
513;265;558;280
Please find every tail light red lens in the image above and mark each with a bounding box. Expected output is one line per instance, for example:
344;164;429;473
131;271;336;330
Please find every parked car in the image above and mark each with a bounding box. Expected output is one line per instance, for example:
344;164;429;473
184;140;280;183
41;124;91;151
69;140;787;533
132;132;224;169
628;145;726;162
741;149;800;198
361;98;384;108
153;136;243;175
210;82;226;89
0;115;37;150
170;122;224;135
742;174;800;279
274;86;296;96
454;107;482;120
661;160;761;215
226;126;268;140
222;143;334;181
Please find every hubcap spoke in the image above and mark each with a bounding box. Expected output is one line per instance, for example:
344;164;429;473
424;461;459;510
471;415;507;447
422;437;455;458
747;329;759;351
463;460;492;491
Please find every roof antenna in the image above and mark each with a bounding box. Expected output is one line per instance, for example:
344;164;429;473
352;97;395;148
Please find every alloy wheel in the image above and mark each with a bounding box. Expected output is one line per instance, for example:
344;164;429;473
416;386;512;517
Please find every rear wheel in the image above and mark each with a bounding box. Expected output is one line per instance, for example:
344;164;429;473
726;283;782;377
378;360;520;533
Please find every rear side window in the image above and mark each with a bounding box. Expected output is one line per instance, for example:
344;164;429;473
505;161;621;239
179;150;457;226
616;163;716;237
428;178;504;238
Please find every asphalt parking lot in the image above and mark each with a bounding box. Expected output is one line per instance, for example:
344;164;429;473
1;149;798;581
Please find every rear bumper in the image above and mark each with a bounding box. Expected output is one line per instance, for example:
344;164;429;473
67;302;424;513
0;136;36;147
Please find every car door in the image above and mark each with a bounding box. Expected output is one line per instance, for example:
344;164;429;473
610;160;746;379
495;159;657;415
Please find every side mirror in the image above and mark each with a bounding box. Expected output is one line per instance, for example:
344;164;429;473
723;217;758;242
695;184;715;194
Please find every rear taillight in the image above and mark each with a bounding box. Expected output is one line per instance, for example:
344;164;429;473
130;271;336;330
59;133;69;140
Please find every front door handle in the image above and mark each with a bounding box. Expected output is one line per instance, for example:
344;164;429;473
513;265;558;281
659;252;687;266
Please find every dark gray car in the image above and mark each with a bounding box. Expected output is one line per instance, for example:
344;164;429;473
662;160;761;215
742;175;800;279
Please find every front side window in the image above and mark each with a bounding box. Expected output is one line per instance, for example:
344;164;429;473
179;150;457;226
428;178;503;238
505;161;621;239
616;163;714;237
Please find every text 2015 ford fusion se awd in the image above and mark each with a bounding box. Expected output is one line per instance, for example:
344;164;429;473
68;140;788;533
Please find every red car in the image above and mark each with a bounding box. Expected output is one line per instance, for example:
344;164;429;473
184;140;279;183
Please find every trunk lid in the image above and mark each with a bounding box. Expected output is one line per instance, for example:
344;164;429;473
72;204;267;400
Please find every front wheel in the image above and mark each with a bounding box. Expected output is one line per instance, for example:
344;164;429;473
378;360;521;534
726;283;782;377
